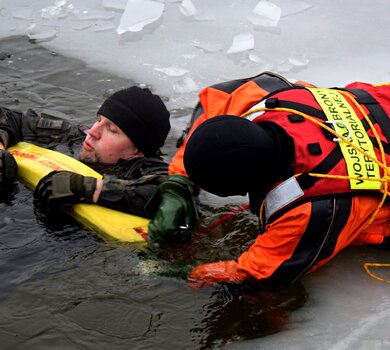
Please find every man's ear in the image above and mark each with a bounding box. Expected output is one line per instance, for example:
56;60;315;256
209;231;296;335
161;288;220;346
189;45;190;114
135;149;144;157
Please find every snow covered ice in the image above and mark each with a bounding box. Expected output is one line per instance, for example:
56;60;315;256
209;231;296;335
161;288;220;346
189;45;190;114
1;0;390;348
1;0;389;111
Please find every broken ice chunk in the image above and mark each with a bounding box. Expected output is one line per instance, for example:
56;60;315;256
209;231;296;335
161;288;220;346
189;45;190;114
27;24;57;43
247;1;281;27
93;23;116;32
193;40;223;53
179;0;197;17
117;0;164;34
12;7;34;20
173;77;199;93
288;52;309;67
73;22;93;31
227;32;254;54
77;10;115;20
41;0;69;19
248;52;263;63
278;0;312;17
102;0;128;11
193;12;213;21
155;66;189;77
276;60;293;73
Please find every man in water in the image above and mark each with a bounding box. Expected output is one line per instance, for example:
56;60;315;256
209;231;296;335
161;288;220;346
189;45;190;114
0;86;170;218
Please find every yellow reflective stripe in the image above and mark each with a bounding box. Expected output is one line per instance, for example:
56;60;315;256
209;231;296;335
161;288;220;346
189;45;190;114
308;88;381;190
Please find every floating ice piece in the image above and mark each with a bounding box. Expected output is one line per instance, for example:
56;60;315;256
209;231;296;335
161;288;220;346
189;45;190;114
155;66;189;77
93;23;116;32
41;0;71;19
78;10;115;20
193;40;223;53
194;13;214;21
27;24;57;43
179;0;212;21
276;0;312;17
247;0;281;27
12;7;34;20
173;77;199;93
288;52;309;67
73;22;92;31
276;60;293;73
117;0;164;34
248;53;263;63
227;32;254;54
179;0;197;17
248;53;274;70
102;0;128;11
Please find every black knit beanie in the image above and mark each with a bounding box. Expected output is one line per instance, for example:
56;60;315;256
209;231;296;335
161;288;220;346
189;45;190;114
97;86;170;156
184;115;277;197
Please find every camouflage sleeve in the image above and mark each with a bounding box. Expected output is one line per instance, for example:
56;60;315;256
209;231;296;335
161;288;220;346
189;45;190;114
0;107;23;147
0;106;84;148
97;174;167;218
20;109;84;146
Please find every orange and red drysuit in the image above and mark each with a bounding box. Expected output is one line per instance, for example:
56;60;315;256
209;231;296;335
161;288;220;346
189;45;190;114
171;72;390;288
169;71;313;175
189;196;390;288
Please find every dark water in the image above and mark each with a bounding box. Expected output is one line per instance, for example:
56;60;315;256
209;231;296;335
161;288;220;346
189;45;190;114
0;36;308;350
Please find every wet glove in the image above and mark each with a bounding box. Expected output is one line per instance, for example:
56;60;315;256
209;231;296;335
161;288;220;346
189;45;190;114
0;149;17;192
34;170;97;208
188;260;249;288
146;174;199;244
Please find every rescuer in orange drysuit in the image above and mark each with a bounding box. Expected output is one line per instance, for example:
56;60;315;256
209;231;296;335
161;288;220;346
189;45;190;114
147;71;390;288
147;71;310;243
184;78;390;287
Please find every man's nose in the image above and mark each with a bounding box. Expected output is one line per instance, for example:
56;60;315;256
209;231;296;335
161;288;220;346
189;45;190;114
88;122;101;139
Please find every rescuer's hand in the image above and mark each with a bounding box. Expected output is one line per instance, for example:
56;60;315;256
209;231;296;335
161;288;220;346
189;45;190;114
34;171;97;207
146;175;199;244
0;149;17;192
188;260;249;288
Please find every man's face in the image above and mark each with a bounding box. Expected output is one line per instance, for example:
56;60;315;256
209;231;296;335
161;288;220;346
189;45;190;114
79;115;141;164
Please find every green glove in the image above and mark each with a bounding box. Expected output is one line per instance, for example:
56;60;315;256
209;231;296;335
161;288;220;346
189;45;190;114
0;149;17;192
146;175;199;244
34;170;97;208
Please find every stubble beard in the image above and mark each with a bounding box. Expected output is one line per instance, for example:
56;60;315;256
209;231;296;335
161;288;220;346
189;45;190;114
78;149;99;164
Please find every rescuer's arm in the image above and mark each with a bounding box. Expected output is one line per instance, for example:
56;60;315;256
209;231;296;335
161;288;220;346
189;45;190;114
188;203;314;288
146;174;199;243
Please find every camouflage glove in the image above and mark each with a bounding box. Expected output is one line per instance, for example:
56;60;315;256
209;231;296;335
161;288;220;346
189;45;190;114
0;149;17;192
34;170;96;208
146;175;199;244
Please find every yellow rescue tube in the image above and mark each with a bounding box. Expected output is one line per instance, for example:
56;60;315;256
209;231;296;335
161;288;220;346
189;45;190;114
9;142;149;246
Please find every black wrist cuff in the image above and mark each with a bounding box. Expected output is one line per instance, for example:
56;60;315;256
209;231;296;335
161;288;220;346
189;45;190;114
0;129;10;148
82;177;97;203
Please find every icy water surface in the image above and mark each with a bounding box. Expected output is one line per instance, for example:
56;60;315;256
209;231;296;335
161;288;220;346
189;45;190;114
0;36;310;349
2;0;390;347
